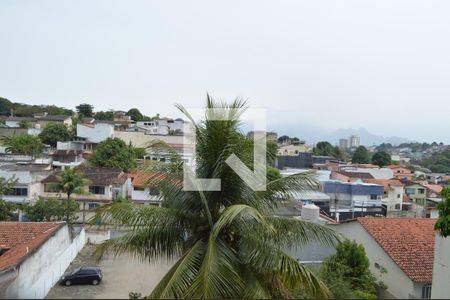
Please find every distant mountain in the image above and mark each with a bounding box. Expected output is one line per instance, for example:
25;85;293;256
270;123;410;146
325;128;411;146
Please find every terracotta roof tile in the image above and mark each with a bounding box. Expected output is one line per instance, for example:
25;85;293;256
363;179;403;191
358;218;436;282
0;222;63;271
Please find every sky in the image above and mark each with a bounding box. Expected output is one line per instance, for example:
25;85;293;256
1;0;449;143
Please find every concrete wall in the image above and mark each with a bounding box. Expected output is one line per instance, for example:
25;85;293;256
431;234;450;298
332;222;417;299
114;131;185;148
0;226;86;299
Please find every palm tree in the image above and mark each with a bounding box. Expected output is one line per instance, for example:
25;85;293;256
95;96;340;299
1;134;43;156
57;168;89;224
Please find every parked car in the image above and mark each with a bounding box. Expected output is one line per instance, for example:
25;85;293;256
60;267;102;286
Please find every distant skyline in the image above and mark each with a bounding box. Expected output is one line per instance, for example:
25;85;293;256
1;1;449;143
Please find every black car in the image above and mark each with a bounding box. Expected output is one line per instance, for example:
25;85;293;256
60;267;102;286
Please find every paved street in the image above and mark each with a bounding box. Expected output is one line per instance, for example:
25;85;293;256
46;245;174;299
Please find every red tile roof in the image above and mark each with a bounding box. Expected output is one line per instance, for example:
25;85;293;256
363;179;403;191
358;218;436;282
423;184;443;194
0;222;63;271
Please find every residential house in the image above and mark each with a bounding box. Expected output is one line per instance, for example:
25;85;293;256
50;150;86;169
339;165;394;180
127;171;163;206
1;114;72;128
289;191;331;215
426;173;450;184
331;171;374;182
405;183;427;206
41;167;128;222
76;122;114;149
0;164;52;205
331;218;436;299
0;222;85;299
387;165;414;181
322;180;384;221
363;179;404;212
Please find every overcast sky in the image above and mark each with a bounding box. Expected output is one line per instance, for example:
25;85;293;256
1;1;449;143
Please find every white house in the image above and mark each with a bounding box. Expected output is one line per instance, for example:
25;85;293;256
76;123;114;144
0;222;85;299
340;166;394;180
0;164;52;204
363;179;404;212
331;218;436;299
127;171;163;206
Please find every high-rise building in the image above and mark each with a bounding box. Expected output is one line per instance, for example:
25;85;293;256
339;138;349;149
349;135;360;148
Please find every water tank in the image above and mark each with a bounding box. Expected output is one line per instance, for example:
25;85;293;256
301;204;320;221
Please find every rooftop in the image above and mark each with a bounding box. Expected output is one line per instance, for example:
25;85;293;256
358;217;436;283
0;222;63;271
43;167;127;186
363;179;404;191
336;171;375;179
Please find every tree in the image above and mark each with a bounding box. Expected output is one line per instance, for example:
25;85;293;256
76;103;94;118
313;141;346;161
352;146;371;164
267;140;278;166
0;177;19;221
24;198;78;221
126;108;144;122
94;97;340;299
56;168;89;223
90;138;137;171
371;151;392;167
94;110;114;120
320;240;377;299
38;123;71;147
422;148;450;173
435;187;450;237
18;119;31;128
277;135;290;144
1;134;43;156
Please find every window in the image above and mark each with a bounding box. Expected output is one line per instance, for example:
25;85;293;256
88;203;100;210
370;194;378;200
418;188;425;194
422;284;432;299
149;187;160;196
406;188;416;195
395;204;401;210
134;186;145;191
89;186;105;195
397;194;401;198
7;188;28;196
44;183;59;193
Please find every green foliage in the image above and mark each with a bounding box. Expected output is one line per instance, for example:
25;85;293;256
90;138;137;171
56;168;89;222
129;292;143;299
18;119;31;128
94;110;114;120
38;123;71;147
93;96;340;299
0;96;73;117
266;140;278;166
277;135;290;144
24;198;78;222
76;103;94;118
435;187;450;237
1;134;43;156
0;200;19;221
352;146;371;164
321;240;377;299
422;148;450;173
126;108;144;121
371;151;392;167
133;148;147;159
313;141;346;161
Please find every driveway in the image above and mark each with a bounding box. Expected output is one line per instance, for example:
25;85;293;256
46;244;174;299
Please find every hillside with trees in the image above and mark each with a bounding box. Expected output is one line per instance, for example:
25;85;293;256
0;97;73;116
